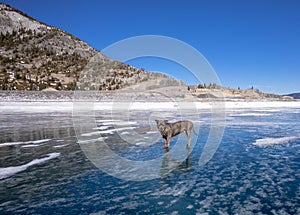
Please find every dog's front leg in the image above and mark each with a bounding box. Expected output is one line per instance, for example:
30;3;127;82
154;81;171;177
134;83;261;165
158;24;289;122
163;137;168;149
166;135;171;149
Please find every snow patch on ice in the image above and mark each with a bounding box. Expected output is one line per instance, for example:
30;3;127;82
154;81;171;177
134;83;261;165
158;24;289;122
78;137;108;144
101;121;137;126
55;140;65;142
21;144;40;148
94;125;111;130
96;119;120;123
253;136;299;147
0;139;51;147
230;113;272;117
134;142;149;146
53;144;69;148
81;127;136;136
31;139;52;144
0;153;60;180
146;131;159;134
187;205;194;209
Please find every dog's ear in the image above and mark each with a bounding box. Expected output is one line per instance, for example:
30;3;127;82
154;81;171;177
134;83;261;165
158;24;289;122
164;120;168;123
155;119;159;124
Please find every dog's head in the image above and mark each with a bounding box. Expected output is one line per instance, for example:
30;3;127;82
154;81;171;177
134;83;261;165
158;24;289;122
155;120;168;133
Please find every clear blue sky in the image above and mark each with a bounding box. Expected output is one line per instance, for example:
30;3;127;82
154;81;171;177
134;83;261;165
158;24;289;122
2;0;300;94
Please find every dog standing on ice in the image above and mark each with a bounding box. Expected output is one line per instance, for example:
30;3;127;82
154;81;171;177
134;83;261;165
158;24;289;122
155;120;197;149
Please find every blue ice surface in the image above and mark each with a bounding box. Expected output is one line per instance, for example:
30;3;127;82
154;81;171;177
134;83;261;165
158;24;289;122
0;107;299;214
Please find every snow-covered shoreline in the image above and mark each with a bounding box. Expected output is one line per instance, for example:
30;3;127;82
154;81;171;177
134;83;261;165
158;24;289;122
1;100;300;112
1;90;299;112
0;90;297;102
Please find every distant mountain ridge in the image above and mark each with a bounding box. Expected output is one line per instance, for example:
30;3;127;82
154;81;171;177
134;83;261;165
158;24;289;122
187;84;294;100
0;3;182;91
285;93;300;99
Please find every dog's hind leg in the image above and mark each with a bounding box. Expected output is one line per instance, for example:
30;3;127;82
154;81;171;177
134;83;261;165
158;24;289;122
186;134;191;149
186;131;191;149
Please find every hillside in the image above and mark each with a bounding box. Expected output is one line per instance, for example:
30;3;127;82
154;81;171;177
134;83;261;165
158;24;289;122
0;3;181;91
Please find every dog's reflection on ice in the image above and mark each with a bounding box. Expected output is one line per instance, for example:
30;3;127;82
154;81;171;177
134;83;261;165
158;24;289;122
160;148;192;178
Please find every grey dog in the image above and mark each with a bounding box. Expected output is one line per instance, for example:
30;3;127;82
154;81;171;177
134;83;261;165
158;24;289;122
155;120;197;149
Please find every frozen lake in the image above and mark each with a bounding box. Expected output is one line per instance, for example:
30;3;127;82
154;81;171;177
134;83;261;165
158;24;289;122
0;101;300;214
